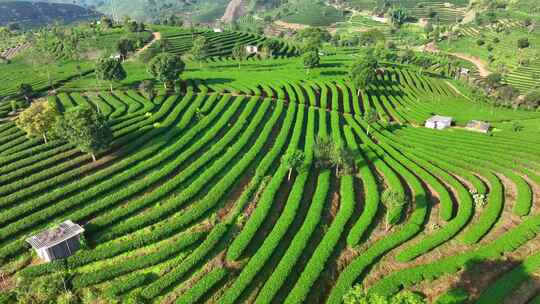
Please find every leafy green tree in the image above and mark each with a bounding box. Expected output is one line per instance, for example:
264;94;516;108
349;54;379;95
232;43;248;69
16;99;58;143
190;36;209;68
485;73;503;90
364;107;379;136
331;145;356;176
147;53;185;89
359;29;386;46
18;83;33;103
314;136;335;169
95;58;127;93
381;188;406;230
117;38;135;61
281;149;305;180
518;37;530;49
100;16;113;29
55;106;112;162
344;287;427;303
139;80;156;100
303;51;320;74
389;7;410;28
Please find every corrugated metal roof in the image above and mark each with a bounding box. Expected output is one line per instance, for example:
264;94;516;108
26;220;84;250
426;115;453;124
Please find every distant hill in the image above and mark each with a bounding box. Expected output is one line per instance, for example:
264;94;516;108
0;1;102;27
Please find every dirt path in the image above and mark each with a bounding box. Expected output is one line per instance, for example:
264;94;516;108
424;42;492;77
274;20;308;31
128;32;161;61
222;0;244;23
451;52;492;77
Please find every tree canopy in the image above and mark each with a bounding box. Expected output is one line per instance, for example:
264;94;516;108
349;54;379;94
95;58;127;92
344;286;425;304
281;149;306;180
147;53;185;88
54;106;112;162
16;99;58;143
303;51;320;74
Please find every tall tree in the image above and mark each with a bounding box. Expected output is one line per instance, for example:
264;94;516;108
281;149;305;180
349;54;379;95
54;106;112;162
18;83;33;103
147;53;185;88
302;51;320;75
381;188;406;231
190;36;209;68
364;107;379;136
95;58;127;93
117;38;135;61
16;99;58;144
331;145;355;176
232;43;248;69
139;80;156;100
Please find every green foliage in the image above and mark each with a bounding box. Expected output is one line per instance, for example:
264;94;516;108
281;149;306;180
349;54;379;93
17;83;33;101
147;53;185;88
344;286;426;304
381;188;407;228
517;37;530;49
54;106;112;161
190;36;209;63
16;99;59;143
95;58;127;91
303;51;320;73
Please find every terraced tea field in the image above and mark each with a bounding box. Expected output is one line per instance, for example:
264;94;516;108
1;53;540;304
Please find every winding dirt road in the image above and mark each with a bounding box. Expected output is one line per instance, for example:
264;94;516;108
424;42;492;77
128;32;161;62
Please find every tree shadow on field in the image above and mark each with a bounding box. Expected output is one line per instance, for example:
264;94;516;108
202;78;234;86
434;258;539;304
319;62;344;69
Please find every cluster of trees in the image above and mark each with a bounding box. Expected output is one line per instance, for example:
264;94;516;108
349;50;380;95
475;72;540;110
296;28;329;74
16;100;112;162
313;137;355;176
344;287;425;304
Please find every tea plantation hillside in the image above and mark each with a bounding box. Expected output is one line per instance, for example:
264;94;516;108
1;7;540;304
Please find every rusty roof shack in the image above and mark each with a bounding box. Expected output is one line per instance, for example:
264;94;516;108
466;120;490;133
26;220;84;262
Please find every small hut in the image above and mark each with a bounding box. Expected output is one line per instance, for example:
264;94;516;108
245;45;259;55
213;27;223;33
26;220;85;262
459;68;471;80
466;120;490;133
425;115;453;130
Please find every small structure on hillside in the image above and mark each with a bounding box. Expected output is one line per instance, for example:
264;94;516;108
459;68;470;76
110;53;122;60
425;115;453;130
245;45;259;55
26;220;85;262
466;120;490;133
213;27;223;33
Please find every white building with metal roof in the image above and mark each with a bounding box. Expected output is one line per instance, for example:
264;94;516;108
26;220;84;262
425;115;453;130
